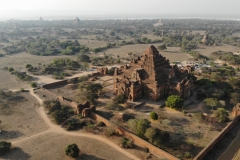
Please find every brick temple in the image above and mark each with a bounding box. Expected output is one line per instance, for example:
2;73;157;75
113;45;194;102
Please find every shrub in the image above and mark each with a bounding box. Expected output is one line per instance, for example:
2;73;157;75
97;121;106;127
150;112;158;120
214;108;229;123
165;95;184;109
25;64;32;68
120;138;134;148
8;67;14;72
0;141;11;155
65;144;80;158
30;82;37;88
104;127;116;137
113;94;126;104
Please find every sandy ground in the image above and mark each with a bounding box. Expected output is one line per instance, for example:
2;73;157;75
194;44;240;58
0;89;140;160
0;92;48;142
1;132;132;160
92;44;190;62
0;52;77;90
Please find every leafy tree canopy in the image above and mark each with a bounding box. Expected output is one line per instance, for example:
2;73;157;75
165;95;184;109
65;143;80;158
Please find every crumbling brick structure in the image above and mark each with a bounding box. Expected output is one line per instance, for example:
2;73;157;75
97;67;108;75
232;103;240;117
113;45;194;102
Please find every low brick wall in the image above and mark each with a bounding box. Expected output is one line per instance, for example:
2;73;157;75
42;79;68;89
91;112;179;160
194;116;240;160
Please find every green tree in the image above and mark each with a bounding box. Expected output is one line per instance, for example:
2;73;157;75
137;119;151;137
77;54;90;62
165;95;184;109
65;143;80;158
8;67;14;72
30;82;37;88
160;131;170;142
204;98;219;110
121;138;134;148
82;62;89;70
157;44;167;51
128;118;150;137
25;64;32;68
109;31;115;36
230;92;240;106
150;112;158;120
113;94;126;104
0;141;11;155
214;108;229;123
229;77;240;88
144;127;158;143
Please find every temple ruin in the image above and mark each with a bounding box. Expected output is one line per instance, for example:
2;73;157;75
113;45;194;102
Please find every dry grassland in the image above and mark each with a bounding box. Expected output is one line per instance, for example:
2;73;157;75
0;92;48;141
1;132;131;160
194;44;240;58
0;52;77;90
92;44;190;62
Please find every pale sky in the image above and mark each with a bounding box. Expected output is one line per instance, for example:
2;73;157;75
0;0;240;20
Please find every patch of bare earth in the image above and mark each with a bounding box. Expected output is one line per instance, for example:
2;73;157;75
0;92;48;141
1;132;132;160
194;44;240;58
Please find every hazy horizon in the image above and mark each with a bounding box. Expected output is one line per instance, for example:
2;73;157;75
1;0;240;20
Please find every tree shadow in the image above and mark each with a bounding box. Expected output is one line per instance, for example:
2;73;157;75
78;153;105;160
0;147;31;160
0;130;24;140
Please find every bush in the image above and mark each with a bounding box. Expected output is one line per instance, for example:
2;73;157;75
113;94;127;104
128;118;150;137
214;108;229;123
30;82;37;88
120;138;134;148
25;64;32;68
65;144;80;158
8;67;14;72
165;95;184;109
0;141;11;155
150;112;158;120
97;121;106;127
104;127;117;137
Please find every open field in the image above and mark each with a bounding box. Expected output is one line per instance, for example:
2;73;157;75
194;44;240;58
78;39;108;48
0;92;48;142
92;44;190;62
142;34;162;40
0;88;140;160
0;52;77;90
1;132;132;160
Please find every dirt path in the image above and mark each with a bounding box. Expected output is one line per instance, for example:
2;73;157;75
12;89;139;160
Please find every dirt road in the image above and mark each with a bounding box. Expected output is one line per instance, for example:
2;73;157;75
11;89;139;160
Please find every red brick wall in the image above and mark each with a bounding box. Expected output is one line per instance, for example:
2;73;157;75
91;112;179;160
194;116;240;160
42;79;68;89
